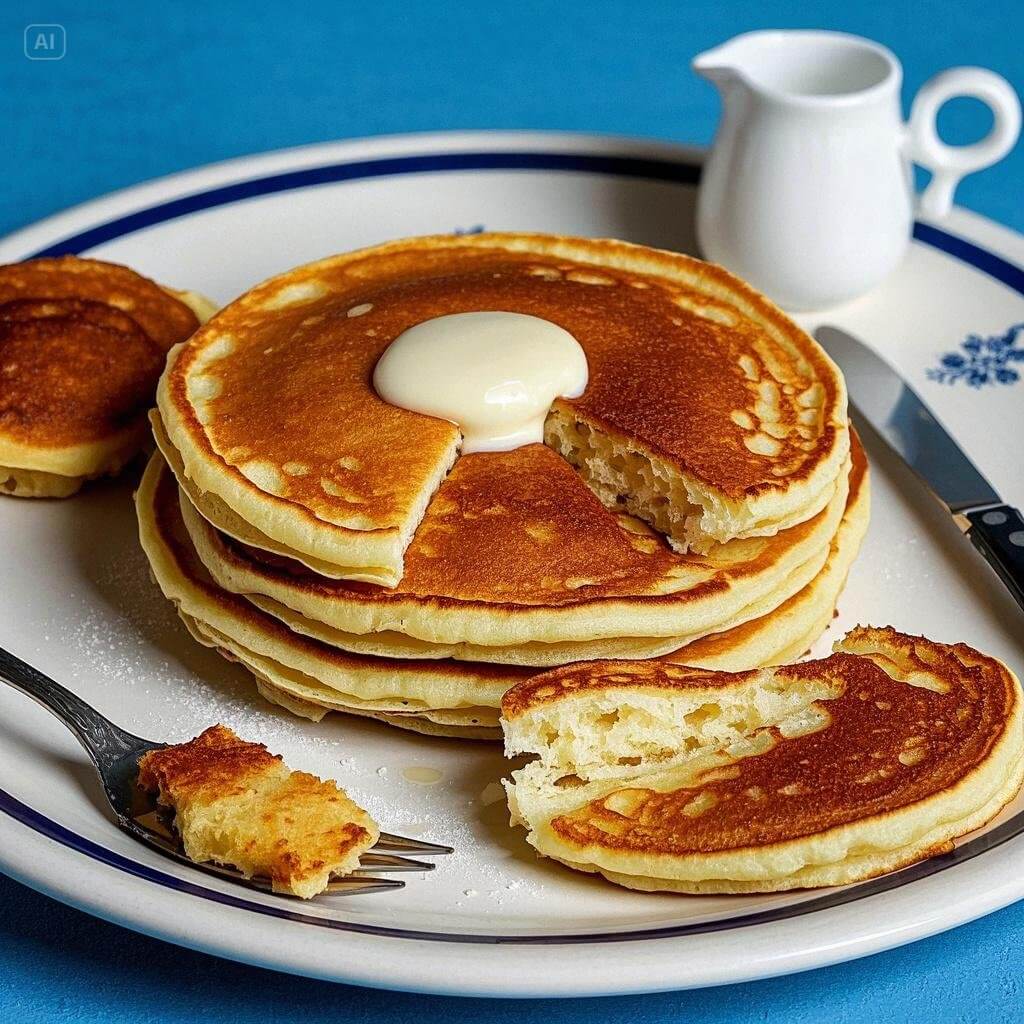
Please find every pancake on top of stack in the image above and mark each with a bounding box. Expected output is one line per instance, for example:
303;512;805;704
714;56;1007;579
502;627;1024;892
0;257;215;497
156;234;848;584
142;233;860;736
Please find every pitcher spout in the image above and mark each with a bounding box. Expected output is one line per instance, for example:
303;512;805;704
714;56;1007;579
691;32;769;89
691;42;744;86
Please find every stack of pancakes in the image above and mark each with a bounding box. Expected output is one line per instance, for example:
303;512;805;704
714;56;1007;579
137;234;864;738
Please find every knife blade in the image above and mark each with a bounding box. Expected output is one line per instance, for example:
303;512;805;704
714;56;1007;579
815;325;1024;613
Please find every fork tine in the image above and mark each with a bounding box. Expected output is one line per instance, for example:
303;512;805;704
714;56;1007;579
127;822;409;896
359;852;435;872
325;876;405;895
373;830;454;855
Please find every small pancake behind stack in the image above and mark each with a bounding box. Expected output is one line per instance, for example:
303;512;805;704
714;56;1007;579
0;257;212;497
502;627;1024;892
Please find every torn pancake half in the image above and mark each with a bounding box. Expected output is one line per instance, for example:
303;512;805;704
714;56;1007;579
502;627;1024;892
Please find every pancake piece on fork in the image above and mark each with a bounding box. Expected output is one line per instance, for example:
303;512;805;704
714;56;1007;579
155;232;848;586
0;256;213;497
138;724;378;898
502;627;1024;892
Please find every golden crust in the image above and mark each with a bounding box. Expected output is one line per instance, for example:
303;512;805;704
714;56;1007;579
0;256;199;352
138;723;281;801
138;724;378;898
0;297;158;337
504;627;1024;892
158;233;848;581
0;316;160;449
135;451;524;735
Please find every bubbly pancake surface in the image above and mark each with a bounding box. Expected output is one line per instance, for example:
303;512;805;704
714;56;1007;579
0;256;198;351
159;234;848;580
0;315;162;447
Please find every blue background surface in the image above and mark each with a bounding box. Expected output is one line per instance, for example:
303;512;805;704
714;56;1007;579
2;1;1022;1020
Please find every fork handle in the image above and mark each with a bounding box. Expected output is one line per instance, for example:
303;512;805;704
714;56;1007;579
0;645;144;764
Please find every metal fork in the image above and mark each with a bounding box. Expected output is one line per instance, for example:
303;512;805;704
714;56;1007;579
0;646;452;897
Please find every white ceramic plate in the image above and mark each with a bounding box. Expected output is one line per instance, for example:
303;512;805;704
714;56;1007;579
1;132;1023;998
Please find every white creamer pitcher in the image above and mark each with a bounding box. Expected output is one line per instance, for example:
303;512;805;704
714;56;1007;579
694;31;1020;311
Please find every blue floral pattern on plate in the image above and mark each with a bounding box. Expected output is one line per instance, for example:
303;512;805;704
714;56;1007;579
927;323;1024;387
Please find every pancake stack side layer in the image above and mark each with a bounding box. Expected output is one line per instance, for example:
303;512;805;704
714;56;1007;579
139;233;861;737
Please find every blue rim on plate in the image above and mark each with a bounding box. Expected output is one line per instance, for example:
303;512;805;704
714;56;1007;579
4;148;1024;944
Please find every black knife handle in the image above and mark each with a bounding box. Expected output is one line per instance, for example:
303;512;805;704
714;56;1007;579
964;505;1024;614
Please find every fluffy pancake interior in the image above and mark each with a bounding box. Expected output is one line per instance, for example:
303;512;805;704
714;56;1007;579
502;627;1024;891
545;401;838;555
137;724;378;898
503;662;837;822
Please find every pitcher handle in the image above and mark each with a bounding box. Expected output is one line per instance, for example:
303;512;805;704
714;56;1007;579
907;67;1021;220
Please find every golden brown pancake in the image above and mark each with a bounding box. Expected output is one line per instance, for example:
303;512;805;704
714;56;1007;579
0;256;209;497
0;256;198;351
157;233;848;584
0;316;161;448
503;627;1024;892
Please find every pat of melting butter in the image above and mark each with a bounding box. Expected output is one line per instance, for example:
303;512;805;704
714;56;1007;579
372;312;588;453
